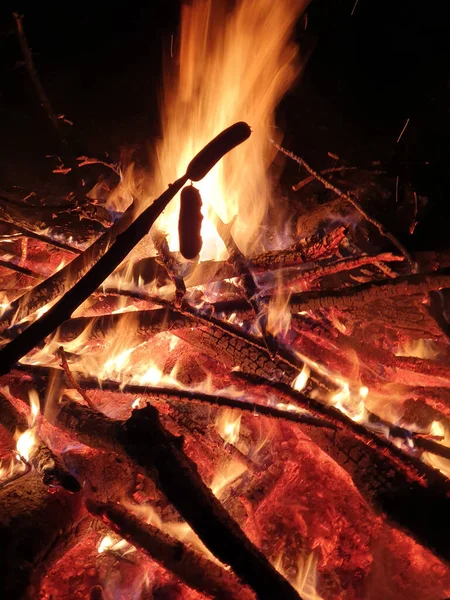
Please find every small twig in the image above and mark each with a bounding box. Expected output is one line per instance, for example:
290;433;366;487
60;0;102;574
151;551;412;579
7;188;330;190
13;13;71;156
292;166;357;192
77;156;120;174
396;118;410;144
68;378;334;430
0;219;81;255
57;346;96;410
271;140;417;272
0;258;43;280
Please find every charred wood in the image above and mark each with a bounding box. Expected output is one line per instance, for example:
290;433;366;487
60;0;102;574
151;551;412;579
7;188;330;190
0;391;80;492
55;398;302;600
0;470;82;599
87;500;256;600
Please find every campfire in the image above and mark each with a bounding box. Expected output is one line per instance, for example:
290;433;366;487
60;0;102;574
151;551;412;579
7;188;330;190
1;1;450;599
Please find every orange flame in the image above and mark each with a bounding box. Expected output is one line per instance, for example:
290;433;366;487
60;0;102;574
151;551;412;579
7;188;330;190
154;0;307;260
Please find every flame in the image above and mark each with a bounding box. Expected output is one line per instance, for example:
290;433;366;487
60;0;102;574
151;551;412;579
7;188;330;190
15;389;40;463
0;456;26;482
97;534;131;555
154;0;307;261
329;380;366;423
293;363;311;392
275;551;323;599
210;460;247;500
395;339;440;360
16;429;38;462
215;408;241;445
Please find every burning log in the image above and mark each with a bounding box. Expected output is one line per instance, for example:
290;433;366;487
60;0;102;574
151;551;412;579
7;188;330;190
0;391;80;492
130;224;347;289
87;500;256;600
289;270;450;313
55;397;303;600
0;192;106;246
0;470;82;598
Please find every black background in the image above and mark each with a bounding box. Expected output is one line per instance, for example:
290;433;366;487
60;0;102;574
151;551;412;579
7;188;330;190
0;1;449;247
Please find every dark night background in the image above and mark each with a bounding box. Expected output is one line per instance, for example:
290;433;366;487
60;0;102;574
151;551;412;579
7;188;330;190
0;1;449;248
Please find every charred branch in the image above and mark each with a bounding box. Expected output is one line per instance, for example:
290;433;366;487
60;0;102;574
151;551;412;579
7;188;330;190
55;398;302;600
87;500;256;600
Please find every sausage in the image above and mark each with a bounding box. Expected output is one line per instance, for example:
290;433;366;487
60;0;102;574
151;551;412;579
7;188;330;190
186;121;251;181
178;185;203;259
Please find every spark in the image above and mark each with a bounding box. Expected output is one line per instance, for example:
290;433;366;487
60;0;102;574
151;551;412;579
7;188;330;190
351;0;360;16
396;118;410;143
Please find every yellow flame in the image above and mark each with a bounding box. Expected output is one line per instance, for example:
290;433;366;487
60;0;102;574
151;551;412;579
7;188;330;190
16;428;38;462
210;460;247;500
395;339;440;360
0;456;26;482
430;420;445;438
154;0;307;260
329;380;366;423
14;389;41;463
97;534;130;554
215;408;241;445
293;363;311;392
275;551;323;599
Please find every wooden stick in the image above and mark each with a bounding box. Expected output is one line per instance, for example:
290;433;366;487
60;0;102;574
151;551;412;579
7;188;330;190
13;13;71;157
57;346;97;410
0;258;43;280
87;500;256;600
0;124;251;374
288;270;450;313
271;140;417;272
55;398;302;600
0;219;81;255
67;378;334;430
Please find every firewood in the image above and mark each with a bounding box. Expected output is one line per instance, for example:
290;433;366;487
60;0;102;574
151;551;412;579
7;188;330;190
282;252;404;290
272;140;416;271
125;225;346;288
0;219;80;255
0;124;252;375
87;500;256;600
55;398;302;600
0;193;105;246
250;225;347;270
0;258;43;281
288;270;450;313
0;391;81;492
0;202;136;333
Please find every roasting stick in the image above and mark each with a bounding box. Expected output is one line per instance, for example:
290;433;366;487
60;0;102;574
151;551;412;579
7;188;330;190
271;140;418;273
56;397;302;600
0;123;252;376
87;500;256;600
